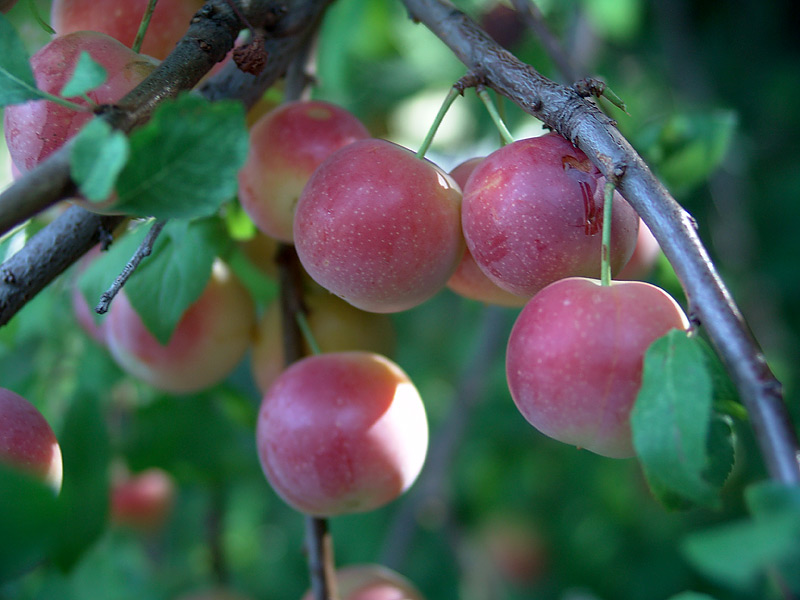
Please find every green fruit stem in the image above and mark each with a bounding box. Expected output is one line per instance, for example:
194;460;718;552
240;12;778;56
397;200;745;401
415;86;460;159
601;180;614;286
477;87;514;146
295;311;322;356
132;0;159;54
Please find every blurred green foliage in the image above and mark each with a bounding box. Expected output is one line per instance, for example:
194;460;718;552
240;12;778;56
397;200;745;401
1;0;800;599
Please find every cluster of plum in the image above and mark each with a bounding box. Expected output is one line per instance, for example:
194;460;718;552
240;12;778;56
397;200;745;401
1;0;687;596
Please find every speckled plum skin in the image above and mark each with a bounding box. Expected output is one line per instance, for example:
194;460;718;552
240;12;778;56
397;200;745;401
0;388;63;492
51;0;204;60
238;100;371;242
462;134;639;298
446;158;527;307
250;292;395;394
301;564;426;600
3;31;158;173
506;277;689;458
293;139;464;313
256;352;428;517
105;263;256;394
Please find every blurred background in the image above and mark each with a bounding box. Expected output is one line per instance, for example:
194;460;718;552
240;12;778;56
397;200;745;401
1;0;798;599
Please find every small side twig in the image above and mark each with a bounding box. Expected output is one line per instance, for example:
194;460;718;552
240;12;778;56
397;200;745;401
95;219;167;314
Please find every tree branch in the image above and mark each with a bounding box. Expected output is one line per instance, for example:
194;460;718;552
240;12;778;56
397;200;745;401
0;0;332;327
401;0;800;484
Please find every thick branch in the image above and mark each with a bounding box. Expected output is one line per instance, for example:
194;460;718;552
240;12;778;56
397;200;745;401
401;0;800;483
0;0;331;327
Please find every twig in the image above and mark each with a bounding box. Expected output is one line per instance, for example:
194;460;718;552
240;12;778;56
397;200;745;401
95;219;167;314
400;0;800;484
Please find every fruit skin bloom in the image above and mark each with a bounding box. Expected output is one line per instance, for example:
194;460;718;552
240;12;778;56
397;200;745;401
506;277;689;458
256;352;428;516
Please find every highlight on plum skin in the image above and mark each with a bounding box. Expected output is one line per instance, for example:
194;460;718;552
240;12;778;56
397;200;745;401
461;133;639;298
0;387;63;493
506;277;690;458
256;352;428;517
293;138;464;313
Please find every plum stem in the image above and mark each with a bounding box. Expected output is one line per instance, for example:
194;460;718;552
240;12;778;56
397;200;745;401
95;219;167;314
295;311;321;355
132;0;159;54
415;86;460;159
477;86;514;145
600;181;614;286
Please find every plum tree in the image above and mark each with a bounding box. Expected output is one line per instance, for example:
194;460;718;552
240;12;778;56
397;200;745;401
251;292;396;394
294;139;464;313
0;388;63;492
256;352;428;516
110;467;176;532
3;31;159;174
105;261;256;394
300;564;425;600
461;133;639;297
506;277;690;458
51;0;205;60
238;100;371;242
445;157;527;307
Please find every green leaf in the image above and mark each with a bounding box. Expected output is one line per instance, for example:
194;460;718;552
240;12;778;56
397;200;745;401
682;509;800;592
666;593;719;600
59;51;107;98
124;393;256;483
0;465;60;583
0;14;39;106
50;392;110;571
123;218;227;344
639;110;737;195
70;119;130;202
631;331;726;509
114;94;249;219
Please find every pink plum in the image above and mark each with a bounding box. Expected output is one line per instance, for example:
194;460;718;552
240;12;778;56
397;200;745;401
506;277;689;458
0;388;63;492
105;261;256;394
256;352;428;516
294;139;464;313
3;31;158;174
462;133;639;298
